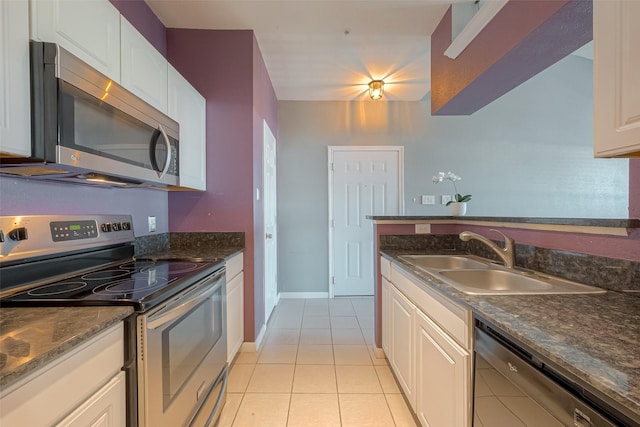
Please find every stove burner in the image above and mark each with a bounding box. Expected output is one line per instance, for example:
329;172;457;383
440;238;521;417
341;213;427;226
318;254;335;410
82;270;131;280
95;277;172;295
28;282;88;296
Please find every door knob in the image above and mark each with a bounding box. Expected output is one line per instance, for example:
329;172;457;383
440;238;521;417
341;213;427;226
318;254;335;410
266;233;273;239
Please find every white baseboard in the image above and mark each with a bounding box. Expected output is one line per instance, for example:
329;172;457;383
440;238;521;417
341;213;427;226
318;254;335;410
279;292;329;299
240;323;267;353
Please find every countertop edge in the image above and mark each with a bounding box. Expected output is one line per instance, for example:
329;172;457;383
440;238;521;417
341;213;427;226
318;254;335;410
0;306;134;390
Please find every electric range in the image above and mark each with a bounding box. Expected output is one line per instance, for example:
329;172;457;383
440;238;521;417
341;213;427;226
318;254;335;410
0;214;228;427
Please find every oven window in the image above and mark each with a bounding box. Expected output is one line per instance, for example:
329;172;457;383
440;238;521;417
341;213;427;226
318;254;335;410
161;291;222;407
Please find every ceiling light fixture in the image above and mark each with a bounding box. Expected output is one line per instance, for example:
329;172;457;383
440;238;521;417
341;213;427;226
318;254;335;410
368;80;384;100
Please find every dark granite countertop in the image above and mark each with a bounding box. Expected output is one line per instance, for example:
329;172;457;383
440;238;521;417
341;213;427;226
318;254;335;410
382;249;640;424
0;306;133;389
368;215;640;228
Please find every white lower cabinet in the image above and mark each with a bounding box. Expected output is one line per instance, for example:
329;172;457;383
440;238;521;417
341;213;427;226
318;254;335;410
383;258;473;426
381;276;391;356
389;284;416;409
416;309;470;427
56;371;126;427
226;253;244;363
0;323;125;427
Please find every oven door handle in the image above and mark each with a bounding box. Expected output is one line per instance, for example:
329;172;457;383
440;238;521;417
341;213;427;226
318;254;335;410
147;279;221;330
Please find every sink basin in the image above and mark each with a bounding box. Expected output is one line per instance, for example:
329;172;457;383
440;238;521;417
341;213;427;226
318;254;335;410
399;255;491;271
437;269;606;295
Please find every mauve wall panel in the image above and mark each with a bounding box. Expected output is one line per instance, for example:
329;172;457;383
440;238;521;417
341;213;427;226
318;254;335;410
167;29;254;232
166;29;261;341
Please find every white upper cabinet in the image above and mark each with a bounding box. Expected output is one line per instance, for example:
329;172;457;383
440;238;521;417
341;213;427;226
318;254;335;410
0;0;30;157
120;16;168;114
594;0;640;157
168;64;207;190
30;0;121;82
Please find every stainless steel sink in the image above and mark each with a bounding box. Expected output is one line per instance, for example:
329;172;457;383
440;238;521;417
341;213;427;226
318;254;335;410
438;269;606;295
398;255;606;295
399;255;491;270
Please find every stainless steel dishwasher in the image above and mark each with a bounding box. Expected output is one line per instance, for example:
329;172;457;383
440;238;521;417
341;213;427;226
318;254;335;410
473;317;638;427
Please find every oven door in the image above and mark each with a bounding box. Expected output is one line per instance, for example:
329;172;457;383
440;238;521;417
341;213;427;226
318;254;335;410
138;269;226;427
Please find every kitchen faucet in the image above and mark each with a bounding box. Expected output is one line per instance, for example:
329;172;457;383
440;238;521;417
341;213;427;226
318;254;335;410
459;229;515;268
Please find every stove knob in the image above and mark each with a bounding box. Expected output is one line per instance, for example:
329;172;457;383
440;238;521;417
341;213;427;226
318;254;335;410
100;223;112;232
112;223;122;231
121;222;131;231
8;227;28;241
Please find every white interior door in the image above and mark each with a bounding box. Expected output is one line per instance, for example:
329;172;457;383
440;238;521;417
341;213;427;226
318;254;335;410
264;121;278;322
329;147;403;296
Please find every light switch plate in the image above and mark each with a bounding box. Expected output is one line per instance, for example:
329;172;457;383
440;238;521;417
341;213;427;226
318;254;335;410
421;195;436;205
441;195;452;204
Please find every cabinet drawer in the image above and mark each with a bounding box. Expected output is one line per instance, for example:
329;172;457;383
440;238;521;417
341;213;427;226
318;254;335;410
380;256;391;280
391;264;470;349
226;253;244;281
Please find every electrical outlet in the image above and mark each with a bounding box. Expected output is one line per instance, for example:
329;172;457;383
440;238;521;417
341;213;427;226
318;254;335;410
415;224;431;234
421;195;436;205
441;195;452;204
148;216;156;233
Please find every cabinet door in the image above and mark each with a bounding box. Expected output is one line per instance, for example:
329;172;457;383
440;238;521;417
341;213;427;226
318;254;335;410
381;277;391;357
0;0;30;157
594;0;640;157
415;309;470;427
56;371;126;427
120;16;168;113
226;271;244;363
168;64;207;190
389;284;416;409
30;0;120;81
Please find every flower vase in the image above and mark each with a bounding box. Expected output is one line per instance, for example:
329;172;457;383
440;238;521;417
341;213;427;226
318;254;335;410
450;202;467;216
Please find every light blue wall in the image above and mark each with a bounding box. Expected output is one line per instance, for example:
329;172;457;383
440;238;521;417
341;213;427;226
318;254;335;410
277;55;629;293
0;177;169;236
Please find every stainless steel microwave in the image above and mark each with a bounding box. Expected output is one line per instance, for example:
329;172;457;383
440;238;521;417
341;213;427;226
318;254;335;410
0;41;179;187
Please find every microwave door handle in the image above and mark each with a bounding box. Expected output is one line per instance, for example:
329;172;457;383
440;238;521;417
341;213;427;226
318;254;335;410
147;280;220;330
157;124;172;178
149;125;172;179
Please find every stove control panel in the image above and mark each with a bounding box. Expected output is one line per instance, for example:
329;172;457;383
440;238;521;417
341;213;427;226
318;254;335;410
0;215;135;261
51;220;98;241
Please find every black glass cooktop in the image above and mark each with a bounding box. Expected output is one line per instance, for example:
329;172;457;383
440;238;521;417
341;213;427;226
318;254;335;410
2;259;223;311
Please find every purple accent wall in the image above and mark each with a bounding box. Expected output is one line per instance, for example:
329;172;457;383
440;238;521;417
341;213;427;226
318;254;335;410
431;1;592;115
109;0;167;56
166;29;278;341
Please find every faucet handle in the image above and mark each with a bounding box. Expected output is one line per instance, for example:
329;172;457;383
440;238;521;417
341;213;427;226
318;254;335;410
489;229;514;245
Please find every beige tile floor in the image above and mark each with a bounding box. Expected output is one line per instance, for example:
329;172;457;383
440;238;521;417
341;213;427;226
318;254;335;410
219;297;418;427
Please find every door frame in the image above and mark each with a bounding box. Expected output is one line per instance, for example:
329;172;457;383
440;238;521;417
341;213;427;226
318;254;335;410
327;146;405;298
263;120;279;324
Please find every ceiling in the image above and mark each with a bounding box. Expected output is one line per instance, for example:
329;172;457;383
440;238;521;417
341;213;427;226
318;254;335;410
145;0;458;101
